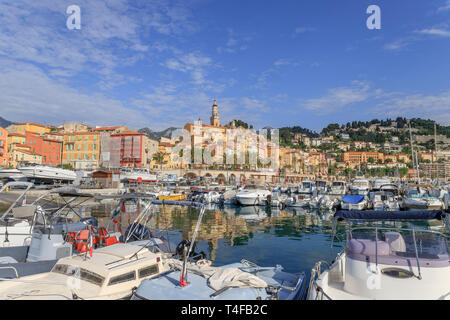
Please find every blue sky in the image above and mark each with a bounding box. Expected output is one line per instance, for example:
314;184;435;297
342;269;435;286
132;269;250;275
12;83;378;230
0;0;449;131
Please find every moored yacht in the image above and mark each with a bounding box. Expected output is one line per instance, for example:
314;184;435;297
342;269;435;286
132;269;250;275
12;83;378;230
369;191;400;211
120;168;157;183
350;179;370;196
340;195;368;211
403;186;444;211
297;180;315;194
235;184;271;206
329;180;347;195
371;178;392;192
0;240;172;300
307;210;450;300
18;165;76;183
0;169;26;181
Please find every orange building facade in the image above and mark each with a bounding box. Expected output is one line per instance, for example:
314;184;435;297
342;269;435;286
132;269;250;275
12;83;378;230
0;128;8;167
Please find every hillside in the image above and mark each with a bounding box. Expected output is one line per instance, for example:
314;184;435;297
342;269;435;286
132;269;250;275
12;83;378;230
138;127;179;140
0;116;13;128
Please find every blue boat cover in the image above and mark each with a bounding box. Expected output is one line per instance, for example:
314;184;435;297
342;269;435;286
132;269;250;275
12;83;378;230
334;210;446;221
342;195;365;204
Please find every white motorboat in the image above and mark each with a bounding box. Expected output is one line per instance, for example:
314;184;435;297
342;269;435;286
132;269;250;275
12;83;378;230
371;178;392;191
191;190;221;204
340;195;368;211
268;191;287;208
329;181;347;195
285;194;311;208
315;180;329;194
403;186;444;211
369;191;400;211
235;185;271;206
311;195;339;211
132;201;308;301
18;165;76;182
120;168;157;183
308;211;450;300
297;181;316;194
132;258;307;300
0;169;26;181
350;179;370;196
0;240;172;300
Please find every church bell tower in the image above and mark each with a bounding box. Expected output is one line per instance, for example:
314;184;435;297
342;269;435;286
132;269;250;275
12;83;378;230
210;99;220;127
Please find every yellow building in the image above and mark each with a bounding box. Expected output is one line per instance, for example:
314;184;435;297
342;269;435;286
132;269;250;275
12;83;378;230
62;131;100;169
8;145;42;167
7;122;53;135
343;151;384;166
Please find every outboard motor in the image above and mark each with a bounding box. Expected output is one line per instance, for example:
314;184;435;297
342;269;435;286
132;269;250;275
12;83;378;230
120;222;152;242
175;239;206;261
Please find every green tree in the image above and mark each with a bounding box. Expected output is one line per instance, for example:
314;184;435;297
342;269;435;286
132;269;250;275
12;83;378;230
152;152;165;172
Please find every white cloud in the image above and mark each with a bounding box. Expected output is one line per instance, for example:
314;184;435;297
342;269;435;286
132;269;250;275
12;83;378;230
0;0;195;89
217;29;251;54
384;39;412;51
164;52;212;85
373;91;450;125
302;81;372;114
0;67;149;129
415;28;450;37
294;27;316;34
437;0;450;12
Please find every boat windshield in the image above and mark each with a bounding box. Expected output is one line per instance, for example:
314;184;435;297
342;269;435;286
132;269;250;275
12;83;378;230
52;264;105;286
407;188;421;198
332;182;344;187
346;228;450;265
426;189;441;198
353;180;369;188
302;182;311;188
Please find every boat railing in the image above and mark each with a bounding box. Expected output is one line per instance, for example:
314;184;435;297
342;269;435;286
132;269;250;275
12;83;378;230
307;260;332;300
348;226;449;240
0;182;34;220
0;266;19;279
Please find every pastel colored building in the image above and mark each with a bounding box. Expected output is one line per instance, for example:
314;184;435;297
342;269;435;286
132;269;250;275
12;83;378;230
24;132;62;166
7;122;53;135
343;151;384;166
62;131;100;169
0;128;8;167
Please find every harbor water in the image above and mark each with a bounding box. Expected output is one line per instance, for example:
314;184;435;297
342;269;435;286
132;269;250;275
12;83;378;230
88;203;448;277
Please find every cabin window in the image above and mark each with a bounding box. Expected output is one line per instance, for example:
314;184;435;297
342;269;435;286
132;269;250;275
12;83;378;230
52;264;104;286
108;271;136;286
138;264;159;278
381;268;415;279
80;269;105;286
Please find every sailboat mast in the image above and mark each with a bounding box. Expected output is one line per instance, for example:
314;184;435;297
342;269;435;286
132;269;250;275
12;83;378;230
408;122;418;183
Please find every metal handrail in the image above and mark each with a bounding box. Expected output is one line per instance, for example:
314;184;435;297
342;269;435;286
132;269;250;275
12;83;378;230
412;229;422;280
349;226;449;239
0;266;19;278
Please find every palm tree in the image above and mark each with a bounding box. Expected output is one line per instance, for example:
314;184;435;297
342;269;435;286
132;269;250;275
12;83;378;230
153;152;165;173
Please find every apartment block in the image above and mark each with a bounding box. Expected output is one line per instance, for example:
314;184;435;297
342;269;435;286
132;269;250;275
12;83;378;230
62;131;101;169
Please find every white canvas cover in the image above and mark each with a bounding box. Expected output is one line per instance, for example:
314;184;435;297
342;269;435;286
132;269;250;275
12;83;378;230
166;259;267;291
207;267;267;291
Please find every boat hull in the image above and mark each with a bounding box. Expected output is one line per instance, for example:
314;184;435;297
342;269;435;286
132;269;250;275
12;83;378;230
18;166;76;182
